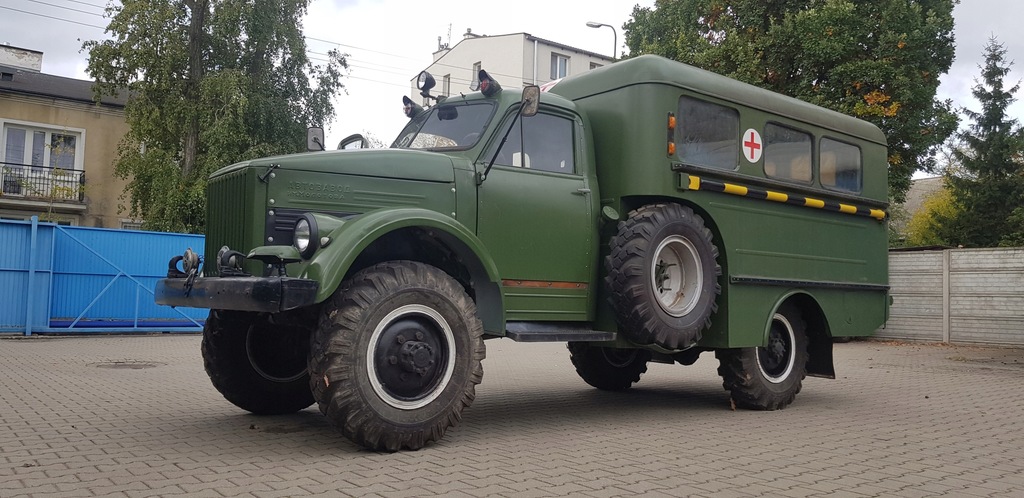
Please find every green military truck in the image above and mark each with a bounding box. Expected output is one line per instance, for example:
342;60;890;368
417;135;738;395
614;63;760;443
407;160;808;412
156;54;889;451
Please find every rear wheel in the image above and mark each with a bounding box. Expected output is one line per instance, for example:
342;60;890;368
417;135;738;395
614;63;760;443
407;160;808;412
568;343;651;391
309;261;485;451
716;303;809;410
202;310;314;415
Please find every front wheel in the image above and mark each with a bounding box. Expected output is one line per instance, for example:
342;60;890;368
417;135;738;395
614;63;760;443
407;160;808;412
568;343;651;391
201;310;314;415
309;261;485;451
715;303;809;410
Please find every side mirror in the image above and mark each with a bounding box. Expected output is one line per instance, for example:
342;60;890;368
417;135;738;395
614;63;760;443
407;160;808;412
338;133;367;150
521;85;540;117
307;127;326;151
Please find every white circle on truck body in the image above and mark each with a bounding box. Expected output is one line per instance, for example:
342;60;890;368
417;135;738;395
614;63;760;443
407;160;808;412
742;128;763;163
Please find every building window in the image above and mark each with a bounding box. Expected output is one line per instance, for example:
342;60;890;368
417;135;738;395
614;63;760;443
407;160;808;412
471;61;481;86
764;123;813;183
676;96;739;170
820;138;862;192
2;122;83;173
2;122;85;201
443;74;451;97
121;219;144;230
590;62;602;70
551;53;569;79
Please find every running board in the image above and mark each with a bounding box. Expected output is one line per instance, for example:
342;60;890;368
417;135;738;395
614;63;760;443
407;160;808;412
505;322;616;343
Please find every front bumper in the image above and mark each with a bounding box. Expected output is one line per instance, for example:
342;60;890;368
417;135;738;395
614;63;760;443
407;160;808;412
155;276;318;313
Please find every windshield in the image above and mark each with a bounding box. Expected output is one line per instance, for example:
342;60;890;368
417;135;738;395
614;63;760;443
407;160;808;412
392;101;496;150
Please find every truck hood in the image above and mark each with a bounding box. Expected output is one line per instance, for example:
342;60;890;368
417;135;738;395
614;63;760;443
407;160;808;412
214;148;459;183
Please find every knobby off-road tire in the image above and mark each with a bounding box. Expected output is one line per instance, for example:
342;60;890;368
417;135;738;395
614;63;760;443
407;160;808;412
309;261;485;451
568;342;652;391
716;303;809;410
606;203;722;350
201;310;314;415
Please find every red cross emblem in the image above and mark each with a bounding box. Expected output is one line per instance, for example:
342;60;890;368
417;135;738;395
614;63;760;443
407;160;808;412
742;128;762;163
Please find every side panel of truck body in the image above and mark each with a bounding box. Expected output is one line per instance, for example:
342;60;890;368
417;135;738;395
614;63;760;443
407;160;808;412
550;55;889;348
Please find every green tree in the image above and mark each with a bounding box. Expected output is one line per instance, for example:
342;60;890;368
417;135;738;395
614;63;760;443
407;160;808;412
936;38;1024;247
84;0;347;233
904;185;958;247
624;0;959;203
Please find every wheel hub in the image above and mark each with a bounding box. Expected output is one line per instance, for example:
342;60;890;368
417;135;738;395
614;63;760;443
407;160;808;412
756;312;796;384
399;341;436;375
650;235;703;317
367;304;457;410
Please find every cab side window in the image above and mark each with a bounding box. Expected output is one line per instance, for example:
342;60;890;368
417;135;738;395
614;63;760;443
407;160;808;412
488;112;576;174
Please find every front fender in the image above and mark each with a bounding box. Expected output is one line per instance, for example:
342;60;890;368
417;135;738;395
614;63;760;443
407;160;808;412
299;208;504;330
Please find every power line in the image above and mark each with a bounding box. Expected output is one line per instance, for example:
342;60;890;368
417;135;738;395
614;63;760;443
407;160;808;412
65;0;106;8
25;0;105;17
304;35;422;62
0;5;106;29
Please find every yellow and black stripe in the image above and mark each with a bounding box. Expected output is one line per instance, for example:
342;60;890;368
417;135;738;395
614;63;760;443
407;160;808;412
687;176;886;220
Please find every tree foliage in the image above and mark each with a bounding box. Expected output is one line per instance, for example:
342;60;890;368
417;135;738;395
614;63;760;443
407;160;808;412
935;38;1024;247
624;0;959;203
84;0;347;233
904;184;958;247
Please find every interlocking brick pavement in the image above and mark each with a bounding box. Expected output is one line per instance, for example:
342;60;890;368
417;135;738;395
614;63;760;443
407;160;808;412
1;335;1023;497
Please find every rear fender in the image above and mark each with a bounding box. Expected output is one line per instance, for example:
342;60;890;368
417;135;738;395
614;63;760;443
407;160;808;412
770;291;835;379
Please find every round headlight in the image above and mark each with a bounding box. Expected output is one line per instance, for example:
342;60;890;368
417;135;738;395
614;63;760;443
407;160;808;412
294;215;318;259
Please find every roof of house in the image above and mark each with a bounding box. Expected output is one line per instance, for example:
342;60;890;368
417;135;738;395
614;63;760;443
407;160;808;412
0;64;127;108
902;176;945;215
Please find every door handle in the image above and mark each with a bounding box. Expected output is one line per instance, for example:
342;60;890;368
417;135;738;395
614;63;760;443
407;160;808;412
575;188;591;195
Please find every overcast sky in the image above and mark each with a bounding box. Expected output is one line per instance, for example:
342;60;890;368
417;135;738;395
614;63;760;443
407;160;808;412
1;0;1022;154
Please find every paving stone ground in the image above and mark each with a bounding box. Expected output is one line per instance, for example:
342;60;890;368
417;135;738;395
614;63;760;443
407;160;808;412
1;334;1023;497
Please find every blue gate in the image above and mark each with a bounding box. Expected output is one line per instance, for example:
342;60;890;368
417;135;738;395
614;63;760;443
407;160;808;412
0;217;207;335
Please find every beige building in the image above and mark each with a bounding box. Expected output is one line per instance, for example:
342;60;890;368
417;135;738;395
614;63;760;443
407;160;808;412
412;30;614;101
0;44;131;228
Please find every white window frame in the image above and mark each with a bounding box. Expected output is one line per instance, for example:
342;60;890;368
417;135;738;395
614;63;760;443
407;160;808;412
2;120;86;201
471;61;481;88
1;119;86;172
551;53;569;79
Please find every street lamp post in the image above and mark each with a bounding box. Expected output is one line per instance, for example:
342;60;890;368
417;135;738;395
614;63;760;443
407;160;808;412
586;21;617;60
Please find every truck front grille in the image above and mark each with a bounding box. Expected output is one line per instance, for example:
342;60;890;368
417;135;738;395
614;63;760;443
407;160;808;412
204;167;252;276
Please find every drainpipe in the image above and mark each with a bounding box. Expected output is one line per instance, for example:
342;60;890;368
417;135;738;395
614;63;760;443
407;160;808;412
533;39;538;84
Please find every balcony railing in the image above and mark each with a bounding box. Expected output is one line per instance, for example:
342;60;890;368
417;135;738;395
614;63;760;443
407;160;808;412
1;161;85;203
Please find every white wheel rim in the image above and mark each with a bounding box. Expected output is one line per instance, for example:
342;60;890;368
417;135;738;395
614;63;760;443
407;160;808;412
756;313;797;384
366;304;457;410
650;235;703;317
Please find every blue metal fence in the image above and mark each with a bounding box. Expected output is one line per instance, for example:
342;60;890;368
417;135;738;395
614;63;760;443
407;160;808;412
0;217;207;335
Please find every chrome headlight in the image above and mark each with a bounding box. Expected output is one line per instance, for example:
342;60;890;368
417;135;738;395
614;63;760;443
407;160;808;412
293;214;318;259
